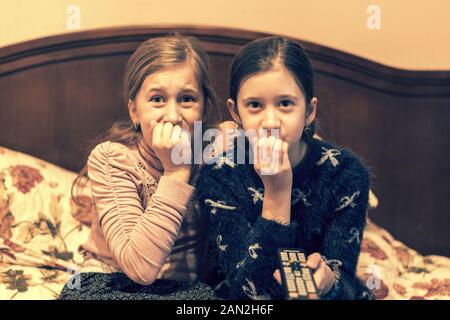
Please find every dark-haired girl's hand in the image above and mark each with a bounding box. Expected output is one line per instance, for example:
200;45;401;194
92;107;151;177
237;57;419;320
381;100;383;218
273;253;336;296
151;121;192;182
250;135;292;189
251;135;293;224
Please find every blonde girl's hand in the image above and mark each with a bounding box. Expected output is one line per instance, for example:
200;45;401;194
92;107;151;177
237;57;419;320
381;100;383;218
151;121;191;180
250;135;292;193
273;252;336;297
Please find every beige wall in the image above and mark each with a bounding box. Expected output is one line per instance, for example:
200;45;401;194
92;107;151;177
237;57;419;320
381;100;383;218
1;0;449;70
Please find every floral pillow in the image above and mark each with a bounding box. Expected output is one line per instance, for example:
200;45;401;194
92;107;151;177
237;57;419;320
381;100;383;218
357;218;450;300
0;146;91;272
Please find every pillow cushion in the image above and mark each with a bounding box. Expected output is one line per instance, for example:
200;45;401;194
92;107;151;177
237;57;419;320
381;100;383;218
0;146;90;271
357;218;450;300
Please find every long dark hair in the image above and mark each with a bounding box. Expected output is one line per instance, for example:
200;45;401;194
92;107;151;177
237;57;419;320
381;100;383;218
229;36;317;140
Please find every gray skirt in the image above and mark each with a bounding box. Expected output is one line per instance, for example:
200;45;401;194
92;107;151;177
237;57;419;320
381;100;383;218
58;272;217;300
58;255;217;300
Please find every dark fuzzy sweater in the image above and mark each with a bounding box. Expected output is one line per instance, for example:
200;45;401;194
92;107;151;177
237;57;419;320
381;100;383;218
194;137;374;300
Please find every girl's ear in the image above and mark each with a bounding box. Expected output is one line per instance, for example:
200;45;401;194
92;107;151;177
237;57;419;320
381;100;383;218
306;97;318;126
128;98;139;124
227;98;241;124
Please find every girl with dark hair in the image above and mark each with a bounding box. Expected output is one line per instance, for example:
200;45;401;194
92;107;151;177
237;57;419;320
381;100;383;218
195;36;374;300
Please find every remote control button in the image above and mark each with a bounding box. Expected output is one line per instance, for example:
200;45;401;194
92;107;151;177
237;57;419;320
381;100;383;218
306;282;316;293
288;252;297;261
288;285;297;292
302;268;312;278
289;292;299;299
296;252;306;262
296;279;306;288
291;262;301;270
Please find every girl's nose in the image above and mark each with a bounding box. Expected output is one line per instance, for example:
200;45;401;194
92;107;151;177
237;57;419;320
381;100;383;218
163;101;183;125
261;108;281;132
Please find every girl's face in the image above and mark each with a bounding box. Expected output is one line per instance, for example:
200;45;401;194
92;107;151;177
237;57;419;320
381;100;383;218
228;66;317;164
128;62;205;149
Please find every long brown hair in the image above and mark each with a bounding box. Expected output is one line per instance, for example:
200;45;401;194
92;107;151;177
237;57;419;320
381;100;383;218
71;34;222;206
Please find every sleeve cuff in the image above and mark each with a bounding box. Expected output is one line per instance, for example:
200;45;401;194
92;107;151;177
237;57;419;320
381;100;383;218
154;175;195;206
249;216;299;249
322;278;341;300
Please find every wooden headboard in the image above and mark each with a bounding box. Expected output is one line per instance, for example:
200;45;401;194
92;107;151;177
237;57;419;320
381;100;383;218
1;26;449;256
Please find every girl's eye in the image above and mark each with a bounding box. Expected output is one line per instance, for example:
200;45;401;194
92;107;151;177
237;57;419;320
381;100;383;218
179;95;196;104
279;100;294;108
150;96;165;104
247;101;262;109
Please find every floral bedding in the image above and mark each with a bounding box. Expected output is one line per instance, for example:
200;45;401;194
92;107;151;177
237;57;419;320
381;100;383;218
0;145;449;300
358;219;450;300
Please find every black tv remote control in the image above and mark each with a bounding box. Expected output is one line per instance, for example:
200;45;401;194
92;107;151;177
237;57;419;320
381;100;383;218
277;248;320;300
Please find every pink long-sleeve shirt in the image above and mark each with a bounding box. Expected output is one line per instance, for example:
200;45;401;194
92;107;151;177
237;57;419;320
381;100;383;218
79;139;206;285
